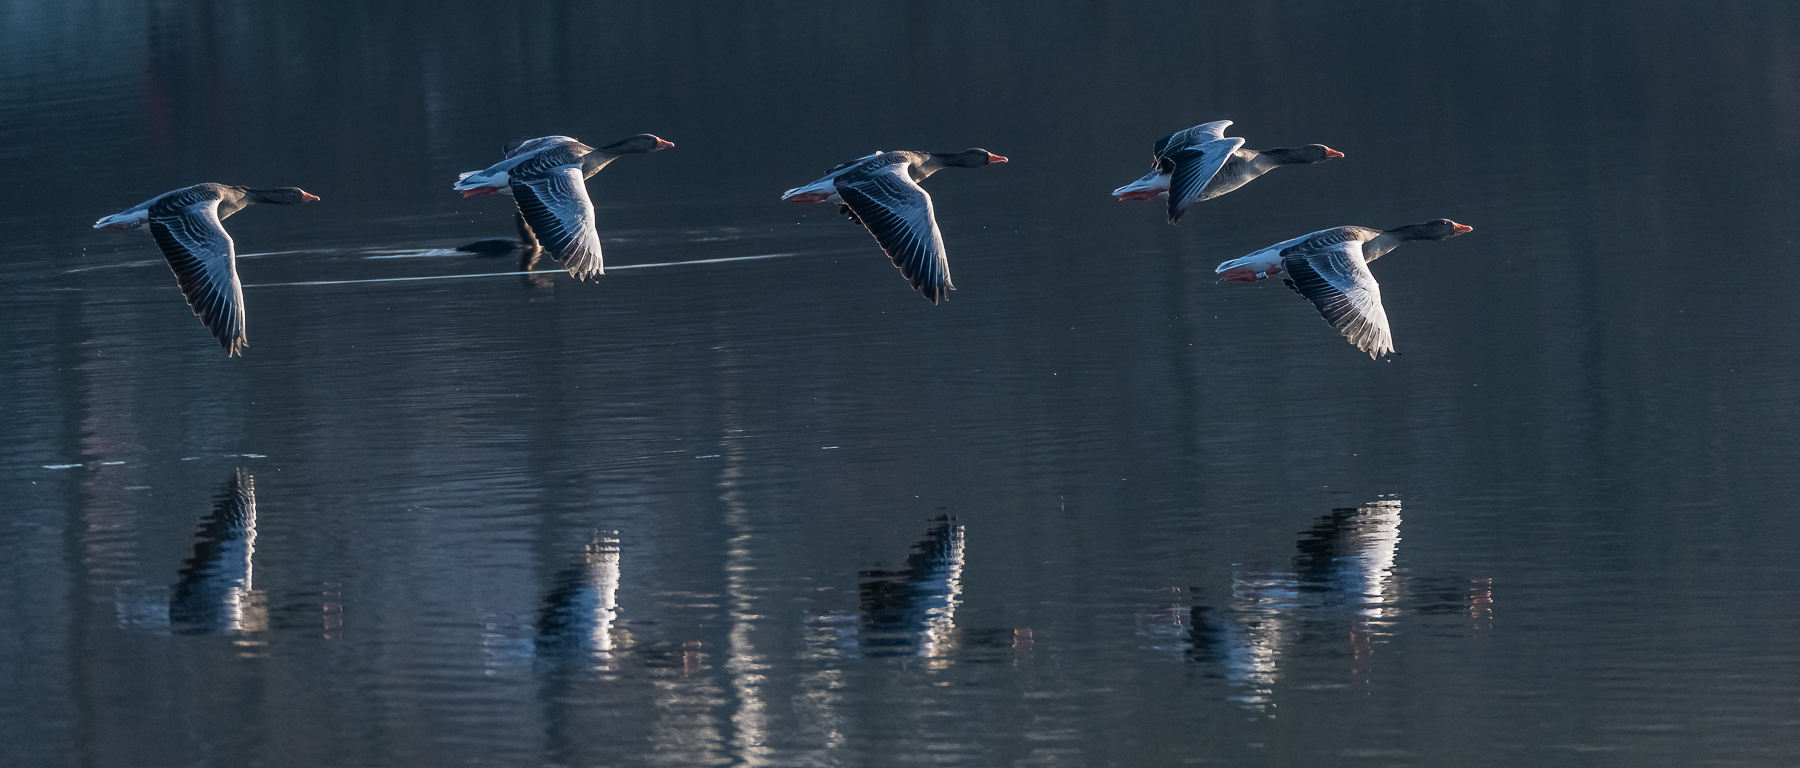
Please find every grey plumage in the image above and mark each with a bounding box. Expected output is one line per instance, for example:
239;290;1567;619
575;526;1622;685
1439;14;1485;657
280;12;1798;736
835;154;954;303
806;148;1005;304
1274;220;1472;359
136;183;317;356
459;134;673;280
1279;227;1394;359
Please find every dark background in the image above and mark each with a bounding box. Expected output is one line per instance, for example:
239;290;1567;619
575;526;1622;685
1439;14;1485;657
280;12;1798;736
3;2;1799;766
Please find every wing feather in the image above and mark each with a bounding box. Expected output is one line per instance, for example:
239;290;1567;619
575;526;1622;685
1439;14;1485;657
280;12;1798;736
834;160;952;303
148;190;246;355
1279;232;1393;359
1154;120;1234;158
510;164;603;280
1165;136;1246;223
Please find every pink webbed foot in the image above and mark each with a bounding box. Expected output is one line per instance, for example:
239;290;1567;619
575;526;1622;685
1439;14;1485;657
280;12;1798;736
785;192;831;204
462;187;500;198
1219;266;1282;283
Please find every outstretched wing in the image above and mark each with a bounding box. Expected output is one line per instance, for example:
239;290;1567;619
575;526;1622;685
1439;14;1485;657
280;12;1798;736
1154;120;1234;158
503;135;579;158
834;160;953;304
1280;230;1392;359
826;152;882;174
148;189;245;355
510;164;603;280
1165;136;1246;223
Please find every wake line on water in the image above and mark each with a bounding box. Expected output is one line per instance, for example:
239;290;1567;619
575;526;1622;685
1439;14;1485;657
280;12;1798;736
62;249;334;274
241;252;802;288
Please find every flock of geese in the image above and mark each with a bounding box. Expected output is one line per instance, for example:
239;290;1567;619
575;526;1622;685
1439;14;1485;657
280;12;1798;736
91;120;1470;360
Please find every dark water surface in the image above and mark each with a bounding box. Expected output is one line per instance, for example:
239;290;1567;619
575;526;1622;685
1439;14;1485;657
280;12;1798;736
5;2;1800;766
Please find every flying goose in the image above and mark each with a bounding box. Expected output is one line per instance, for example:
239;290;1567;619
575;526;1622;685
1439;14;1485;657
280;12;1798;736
453;134;673;280
94;183;319;356
1112;120;1342;223
782;149;1007;303
1214;219;1472;359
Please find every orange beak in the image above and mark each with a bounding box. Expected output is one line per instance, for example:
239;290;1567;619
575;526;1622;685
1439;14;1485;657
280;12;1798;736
1452;222;1474;235
656;139;675;150
1324;147;1345;159
988;153;1008;164
302;193;321;202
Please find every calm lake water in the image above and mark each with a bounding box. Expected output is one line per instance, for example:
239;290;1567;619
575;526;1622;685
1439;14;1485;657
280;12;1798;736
5;2;1800;766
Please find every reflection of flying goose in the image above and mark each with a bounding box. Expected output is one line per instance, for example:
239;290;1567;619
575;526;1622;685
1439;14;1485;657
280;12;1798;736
859;517;965;658
535;532;621;661
783;149;1007;303
455;208;542;256
1173;499;1404;708
1110;120;1342;223
170;469;259;634
1295;500;1403;618
93;183;320;355
1295;500;1404;673
1209;564;1296;708
1214;220;1473;359
453;134;674;280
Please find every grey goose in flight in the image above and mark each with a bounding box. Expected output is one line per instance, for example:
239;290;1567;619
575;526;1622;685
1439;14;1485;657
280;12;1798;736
1214;219;1473;359
454;134;674;281
1112;120;1342;223
783;149;1007;304
94;183;319;356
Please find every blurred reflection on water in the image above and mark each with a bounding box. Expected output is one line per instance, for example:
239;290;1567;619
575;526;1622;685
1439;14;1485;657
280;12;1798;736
112;469;263;636
534;532;620;669
859;516;965;661
169;469;263;635
1140;498;1495;710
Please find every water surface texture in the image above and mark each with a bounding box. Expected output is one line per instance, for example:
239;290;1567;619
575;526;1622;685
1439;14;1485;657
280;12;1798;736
5;2;1800;766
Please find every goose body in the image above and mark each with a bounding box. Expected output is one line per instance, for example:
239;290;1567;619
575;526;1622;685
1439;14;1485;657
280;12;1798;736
1112;120;1342;223
783;149;1007;304
453;135;583;197
1215;219;1472;359
780;152;881;204
454;134;673;280
93;192;169;231
98;183;319;356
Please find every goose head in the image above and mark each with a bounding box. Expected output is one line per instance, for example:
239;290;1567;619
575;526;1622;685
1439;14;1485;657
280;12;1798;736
1260;144;1345;164
598;134;675;154
1385;219;1474;241
247;187;321;205
932;148;1008;167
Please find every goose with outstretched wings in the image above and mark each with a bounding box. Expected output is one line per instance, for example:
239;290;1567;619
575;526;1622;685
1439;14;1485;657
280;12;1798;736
783;148;1006;304
95;183;318;356
453;134;673;278
1213;219;1473;359
1112;120;1343;224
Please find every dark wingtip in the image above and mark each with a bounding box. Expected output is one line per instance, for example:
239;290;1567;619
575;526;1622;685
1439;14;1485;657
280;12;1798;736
920;279;953;304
